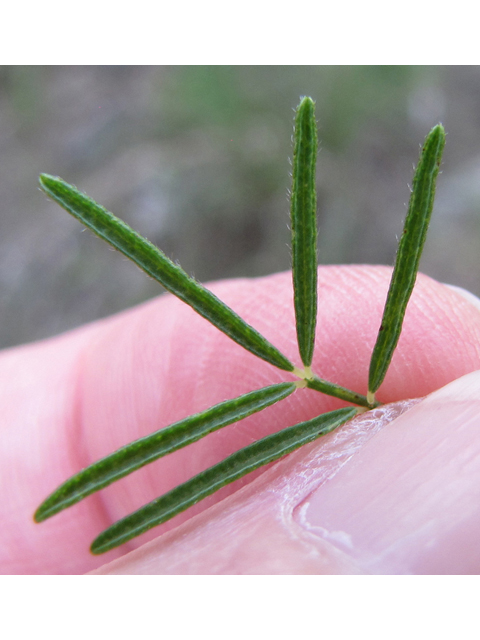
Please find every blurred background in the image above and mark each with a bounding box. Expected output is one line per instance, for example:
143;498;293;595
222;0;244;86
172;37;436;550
1;65;480;349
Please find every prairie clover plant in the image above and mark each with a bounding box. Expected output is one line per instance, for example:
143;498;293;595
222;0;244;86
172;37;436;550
34;97;445;555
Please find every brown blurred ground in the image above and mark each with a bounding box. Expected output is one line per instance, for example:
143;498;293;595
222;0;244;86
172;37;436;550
1;66;480;349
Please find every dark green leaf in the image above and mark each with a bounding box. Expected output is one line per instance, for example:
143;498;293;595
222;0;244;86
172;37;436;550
90;406;357;554
291;97;318;369
368;124;445;399
38;174;294;373
34;382;296;523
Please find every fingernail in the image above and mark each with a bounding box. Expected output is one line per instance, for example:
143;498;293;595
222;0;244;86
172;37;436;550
445;283;480;312
295;370;480;574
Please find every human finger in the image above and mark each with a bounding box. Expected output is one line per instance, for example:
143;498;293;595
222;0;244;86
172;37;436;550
2;265;480;573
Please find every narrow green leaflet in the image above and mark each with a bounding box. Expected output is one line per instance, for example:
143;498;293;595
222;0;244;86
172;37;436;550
38;174;294;373
368;124;446;398
306;376;375;408
34;382;296;523
90;406;357;554
291;97;318;369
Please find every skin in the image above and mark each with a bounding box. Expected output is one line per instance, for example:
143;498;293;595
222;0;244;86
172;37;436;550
2;264;480;575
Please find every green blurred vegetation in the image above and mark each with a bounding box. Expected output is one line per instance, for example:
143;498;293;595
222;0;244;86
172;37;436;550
1;66;479;349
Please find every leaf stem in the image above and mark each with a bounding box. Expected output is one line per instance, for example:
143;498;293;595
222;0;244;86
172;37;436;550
306;376;377;408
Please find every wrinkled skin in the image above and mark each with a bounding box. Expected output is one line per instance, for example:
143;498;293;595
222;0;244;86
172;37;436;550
2;265;480;574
